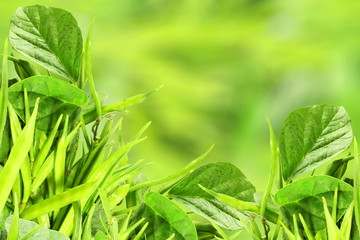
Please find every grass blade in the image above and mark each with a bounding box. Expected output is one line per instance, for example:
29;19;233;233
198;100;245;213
322;197;344;240
260;117;278;217
298;213;315;240
20;181;96;220
7;193;19;240
72;201;82;240
85;19;101;118
130;145;214;192
32;114;63;177
0;99;38;214
54;115;69;195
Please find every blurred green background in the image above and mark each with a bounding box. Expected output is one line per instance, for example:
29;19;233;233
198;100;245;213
2;0;360;238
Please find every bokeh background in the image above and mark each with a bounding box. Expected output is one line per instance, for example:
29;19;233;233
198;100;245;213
2;0;360;238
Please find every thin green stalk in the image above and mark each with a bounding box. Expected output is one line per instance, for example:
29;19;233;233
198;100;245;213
354;137;360;235
7;193;19;240
54;115;69;195
72;201;82;240
198;184;279;224
32;114;63;178
130;145;214;192
260;117;278;218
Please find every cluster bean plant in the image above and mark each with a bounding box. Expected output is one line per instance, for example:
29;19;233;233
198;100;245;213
0;5;359;240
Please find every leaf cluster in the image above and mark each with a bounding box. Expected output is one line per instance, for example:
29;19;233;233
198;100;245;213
0;5;360;240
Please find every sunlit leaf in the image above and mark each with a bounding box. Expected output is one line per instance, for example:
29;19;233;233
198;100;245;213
279;104;352;181
9;5;82;81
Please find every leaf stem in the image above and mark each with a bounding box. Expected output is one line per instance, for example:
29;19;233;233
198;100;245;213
129;145;214;192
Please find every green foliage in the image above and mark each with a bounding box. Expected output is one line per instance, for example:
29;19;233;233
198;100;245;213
274;176;353;231
169;162;255;230
1;4;360;240
132;192;197;240
279;104;353;181
8;76;87;132
9;5;82;82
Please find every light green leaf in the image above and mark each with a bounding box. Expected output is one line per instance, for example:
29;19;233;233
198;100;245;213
5;216;69;240
9;5;82;81
169;162;255;230
132;192;197;240
8;76;87;132
274;175;353;232
279;104;353;181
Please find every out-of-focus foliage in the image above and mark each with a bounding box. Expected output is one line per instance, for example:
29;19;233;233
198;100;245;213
2;0;360;198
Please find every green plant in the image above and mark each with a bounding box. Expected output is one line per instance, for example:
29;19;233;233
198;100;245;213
0;5;359;240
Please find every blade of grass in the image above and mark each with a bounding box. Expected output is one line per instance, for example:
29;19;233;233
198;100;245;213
7;193;19;240
32;114;63;177
20;181;96;220
331;187;338;221
298;213;315;240
130;145;214;192
280;222;296;240
54;115;69;195
340;201;353;239
83;87;161;124
85;19;101;119
292;214;302;240
271;214;282;240
0;99;38;214
72;201;82;240
132;222;149;240
260;117;278;218
81;203;97;240
120;218;145;240
322;197;344;240
198;184;278;224
99;188;112;224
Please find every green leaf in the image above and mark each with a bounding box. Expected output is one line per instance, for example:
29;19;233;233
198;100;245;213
279;104;353;181
132;192;197;240
274;175;353;232
9;5;83;81
5;216;69;240
169;162;255;230
8;76;87;132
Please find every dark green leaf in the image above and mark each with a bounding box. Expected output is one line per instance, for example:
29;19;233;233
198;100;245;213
9;5;82;81
132;192;197;240
279;104;353;181
169;162;255;230
8;76;87;132
274;175;353;232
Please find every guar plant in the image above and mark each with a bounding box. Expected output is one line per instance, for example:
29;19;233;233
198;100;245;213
0;5;359;240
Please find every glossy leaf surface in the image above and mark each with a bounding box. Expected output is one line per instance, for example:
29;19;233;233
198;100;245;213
132;192;197;240
169;162;255;230
274;175;353;232
5;216;69;240
9;5;82;81
279;104;352;181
